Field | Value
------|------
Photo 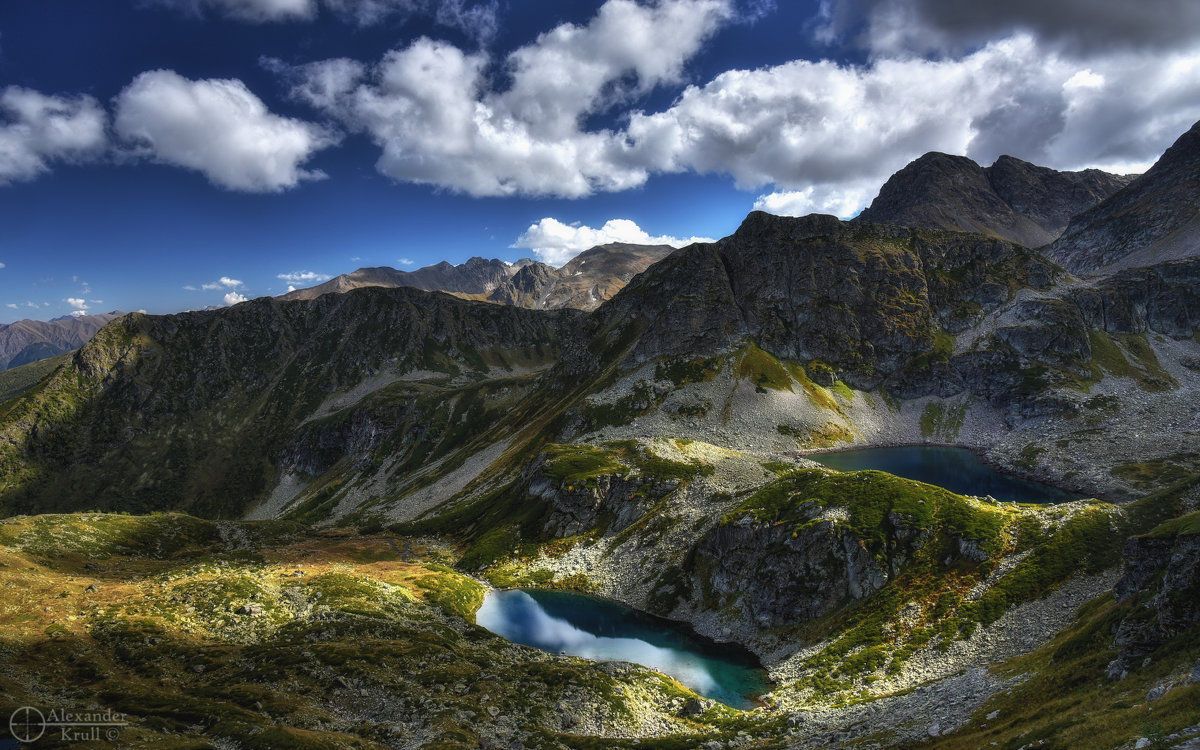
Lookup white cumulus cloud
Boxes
[277,270,331,284]
[0,86,107,185]
[513,218,713,267]
[219,276,244,287]
[753,187,877,220]
[114,70,337,192]
[5,303,17,310]
[282,0,734,197]
[398,258,415,266]
[65,297,88,310]
[223,291,249,305]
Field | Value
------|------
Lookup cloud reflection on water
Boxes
[476,589,723,698]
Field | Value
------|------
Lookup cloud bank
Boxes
[6,0,1200,219]
[819,0,1200,57]
[274,0,1200,216]
[283,0,734,197]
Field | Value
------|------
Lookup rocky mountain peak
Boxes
[1047,119,1200,275]
[855,151,1132,247]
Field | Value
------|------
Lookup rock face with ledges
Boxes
[592,212,1059,392]
[1112,518,1200,668]
[856,152,1132,248]
[1047,119,1200,275]
[696,515,888,629]
[1070,259,1200,337]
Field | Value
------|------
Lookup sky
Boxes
[1,0,1199,322]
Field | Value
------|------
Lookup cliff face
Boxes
[586,212,1061,396]
[1048,120,1200,275]
[1070,259,1200,338]
[688,469,1001,632]
[696,516,888,629]
[855,152,1132,248]
[1111,515,1200,672]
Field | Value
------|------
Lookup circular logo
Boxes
[9,706,45,744]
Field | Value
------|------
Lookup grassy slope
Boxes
[0,352,71,403]
[914,480,1200,749]
[0,513,767,750]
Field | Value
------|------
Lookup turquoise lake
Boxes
[475,589,771,709]
[809,445,1084,503]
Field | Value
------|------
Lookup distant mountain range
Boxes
[280,153,1142,311]
[0,312,123,370]
[278,243,678,311]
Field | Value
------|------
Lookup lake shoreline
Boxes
[797,442,1089,504]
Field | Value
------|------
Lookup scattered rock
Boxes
[1189,659,1200,684]
[1135,738,1152,749]
[1147,684,1169,701]
[84,584,99,593]
[236,603,265,616]
[680,697,705,716]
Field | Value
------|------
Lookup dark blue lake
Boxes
[476,589,770,709]
[809,445,1084,503]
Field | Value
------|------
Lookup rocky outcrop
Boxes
[856,152,1132,248]
[533,471,675,538]
[1111,522,1200,670]
[1048,119,1200,275]
[695,514,887,629]
[994,299,1093,369]
[1070,258,1200,339]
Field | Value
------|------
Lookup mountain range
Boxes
[0,311,122,371]
[279,242,677,312]
[1,122,1199,749]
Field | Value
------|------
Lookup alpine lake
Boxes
[479,444,1084,709]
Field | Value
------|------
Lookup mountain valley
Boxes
[2,123,1200,750]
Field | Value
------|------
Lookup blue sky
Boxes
[2,0,1199,322]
